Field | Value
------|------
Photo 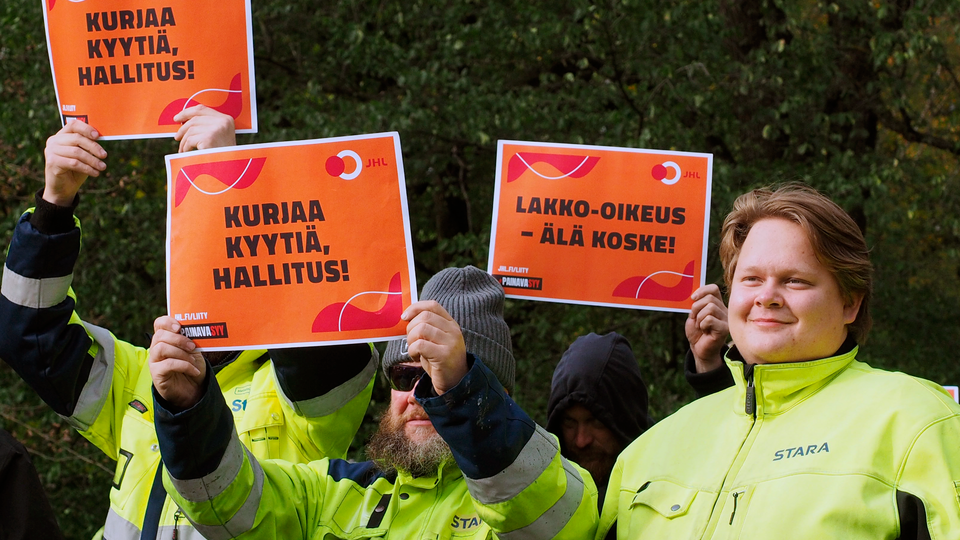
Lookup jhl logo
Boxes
[179,322,229,340]
[493,274,543,290]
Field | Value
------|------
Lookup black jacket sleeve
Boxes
[268,343,374,401]
[154,365,234,480]
[684,345,734,399]
[0,197,95,417]
[0,428,65,540]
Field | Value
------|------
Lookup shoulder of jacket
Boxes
[843,362,960,419]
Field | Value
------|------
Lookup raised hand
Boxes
[685,284,730,373]
[148,316,207,409]
[401,301,468,395]
[173,105,236,153]
[43,120,107,206]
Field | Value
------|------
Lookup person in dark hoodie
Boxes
[546,332,648,507]
[546,284,730,508]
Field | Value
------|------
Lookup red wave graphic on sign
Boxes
[506,152,600,183]
[174,157,265,207]
[48,0,55,10]
[158,73,244,125]
[312,273,403,332]
[612,261,695,302]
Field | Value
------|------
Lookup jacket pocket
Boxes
[630,479,698,518]
[236,397,284,459]
[622,479,713,538]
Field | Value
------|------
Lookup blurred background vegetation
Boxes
[2,0,959,537]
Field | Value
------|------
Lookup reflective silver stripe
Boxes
[103,507,141,539]
[466,425,558,504]
[496,457,586,540]
[279,348,378,417]
[65,323,115,431]
[192,446,265,540]
[0,264,73,309]
[103,505,215,540]
[172,432,246,502]
[157,524,207,540]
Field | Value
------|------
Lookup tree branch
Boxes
[875,106,960,156]
[0,410,113,475]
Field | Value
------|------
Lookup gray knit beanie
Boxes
[382,266,515,392]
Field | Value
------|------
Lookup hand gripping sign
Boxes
[165,133,416,350]
[487,141,713,313]
[43,0,257,139]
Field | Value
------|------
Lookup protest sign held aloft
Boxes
[43,0,257,139]
[165,133,416,351]
[488,140,713,313]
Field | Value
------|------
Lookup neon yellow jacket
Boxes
[156,357,599,539]
[0,208,376,539]
[91,335,375,539]
[598,343,960,539]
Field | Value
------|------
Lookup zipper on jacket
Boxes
[173,508,183,540]
[744,364,756,417]
[729,490,745,525]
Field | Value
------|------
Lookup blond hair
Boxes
[719,183,873,343]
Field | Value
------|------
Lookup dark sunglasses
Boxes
[387,364,426,392]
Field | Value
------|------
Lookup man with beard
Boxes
[365,364,455,478]
[150,266,598,539]
[546,332,649,509]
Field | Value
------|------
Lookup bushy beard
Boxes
[565,447,617,490]
[367,407,453,478]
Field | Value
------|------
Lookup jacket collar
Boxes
[396,460,463,489]
[726,338,859,418]
[213,350,268,387]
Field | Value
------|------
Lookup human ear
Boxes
[842,294,864,325]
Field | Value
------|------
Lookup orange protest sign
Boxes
[43,0,256,139]
[487,141,712,313]
[165,133,415,350]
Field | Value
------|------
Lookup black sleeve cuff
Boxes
[684,345,735,399]
[269,343,373,401]
[30,188,78,235]
[412,354,476,404]
[153,364,235,479]
[415,355,536,479]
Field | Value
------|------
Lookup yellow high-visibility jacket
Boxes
[156,357,600,539]
[0,208,376,539]
[599,342,960,539]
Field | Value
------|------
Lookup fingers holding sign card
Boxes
[487,141,713,313]
[43,0,256,139]
[165,133,417,350]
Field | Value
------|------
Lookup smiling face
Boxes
[728,218,862,364]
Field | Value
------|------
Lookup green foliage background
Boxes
[2,1,959,537]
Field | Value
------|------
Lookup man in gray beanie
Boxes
[149,265,600,539]
[382,265,515,392]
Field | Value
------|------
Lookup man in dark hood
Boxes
[546,285,731,510]
[546,332,648,505]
